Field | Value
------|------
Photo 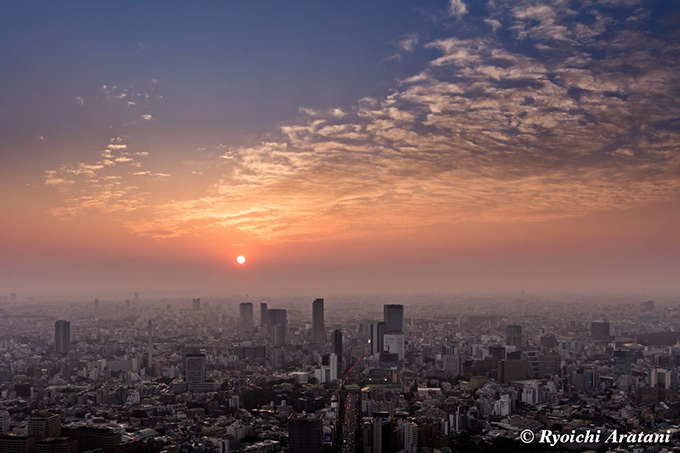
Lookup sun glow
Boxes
[236,255,246,265]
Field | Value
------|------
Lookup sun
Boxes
[236,255,246,265]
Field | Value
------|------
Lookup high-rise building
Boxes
[192,298,201,311]
[383,304,404,334]
[332,329,343,377]
[370,322,386,356]
[506,325,523,351]
[613,350,632,376]
[94,298,100,309]
[239,302,254,332]
[28,413,61,441]
[147,320,153,371]
[288,413,322,453]
[60,426,121,453]
[54,321,70,354]
[268,308,288,347]
[260,303,269,326]
[0,410,9,434]
[591,321,610,341]
[443,355,462,378]
[312,298,325,344]
[185,353,206,383]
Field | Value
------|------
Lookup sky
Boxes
[1,0,679,297]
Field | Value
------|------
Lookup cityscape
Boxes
[2,0,680,452]
[1,293,680,452]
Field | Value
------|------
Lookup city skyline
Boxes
[1,0,680,296]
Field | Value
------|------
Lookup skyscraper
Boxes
[312,298,325,344]
[192,298,201,311]
[268,309,287,346]
[147,320,153,371]
[383,304,404,334]
[332,329,343,377]
[54,320,70,354]
[239,302,254,332]
[370,322,386,356]
[506,325,523,351]
[591,320,610,341]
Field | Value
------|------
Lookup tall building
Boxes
[591,320,610,340]
[288,413,322,453]
[0,410,9,434]
[147,320,153,371]
[506,325,523,351]
[312,298,325,344]
[613,349,632,376]
[260,303,268,326]
[383,304,404,334]
[28,413,61,441]
[332,329,343,377]
[261,308,287,346]
[94,298,100,309]
[185,353,206,383]
[239,302,254,332]
[370,322,386,356]
[54,320,70,354]
[192,298,201,311]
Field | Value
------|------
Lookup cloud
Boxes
[75,96,84,106]
[46,0,680,243]
[140,114,153,121]
[448,0,468,19]
[398,34,420,52]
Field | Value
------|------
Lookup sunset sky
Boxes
[1,0,679,297]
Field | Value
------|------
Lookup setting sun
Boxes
[236,255,246,265]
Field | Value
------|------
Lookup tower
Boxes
[506,324,523,351]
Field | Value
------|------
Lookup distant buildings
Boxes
[192,298,201,311]
[28,412,61,441]
[54,320,70,354]
[267,309,287,347]
[260,302,268,327]
[370,322,386,356]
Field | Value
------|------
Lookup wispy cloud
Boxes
[46,0,680,244]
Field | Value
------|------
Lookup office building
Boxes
[506,325,522,351]
[383,304,404,333]
[288,413,322,453]
[498,359,527,384]
[35,437,77,453]
[185,353,206,383]
[54,321,70,354]
[613,350,632,376]
[312,298,325,344]
[192,298,201,311]
[61,426,121,453]
[28,413,61,441]
[239,302,254,332]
